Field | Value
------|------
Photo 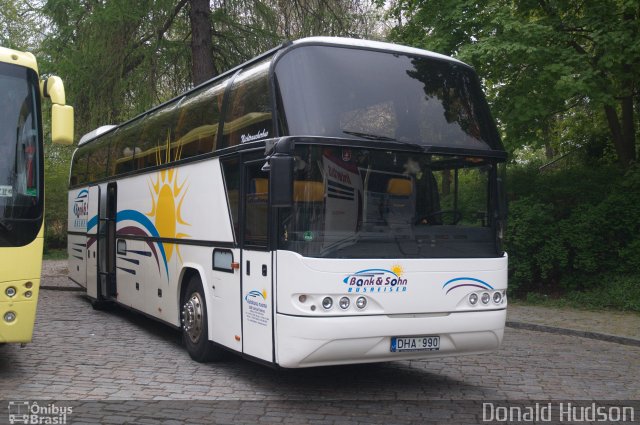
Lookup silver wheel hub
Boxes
[182,292,203,344]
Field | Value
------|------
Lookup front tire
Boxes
[181,274,224,362]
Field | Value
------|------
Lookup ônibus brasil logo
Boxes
[343,265,408,293]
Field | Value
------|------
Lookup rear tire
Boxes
[181,274,225,362]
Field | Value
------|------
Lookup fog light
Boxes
[298,294,307,303]
[481,292,490,304]
[25,291,32,298]
[493,292,502,304]
[5,287,16,297]
[4,311,16,323]
[355,296,367,309]
[339,297,350,310]
[322,297,333,309]
[469,293,478,305]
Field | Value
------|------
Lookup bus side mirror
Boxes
[269,155,294,208]
[51,103,74,145]
[42,76,74,145]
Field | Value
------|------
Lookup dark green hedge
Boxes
[505,164,640,296]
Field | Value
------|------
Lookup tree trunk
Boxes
[604,102,636,167]
[190,0,216,86]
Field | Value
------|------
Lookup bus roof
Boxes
[0,46,38,73]
[78,37,472,146]
[290,37,466,66]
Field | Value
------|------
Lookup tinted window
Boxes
[221,157,240,243]
[110,121,142,176]
[137,104,178,170]
[174,80,226,159]
[275,46,501,150]
[221,61,272,148]
[84,135,110,182]
[244,161,269,247]
[70,149,88,186]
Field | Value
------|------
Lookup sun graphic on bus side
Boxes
[391,264,404,277]
[146,134,190,264]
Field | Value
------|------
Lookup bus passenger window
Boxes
[174,80,226,159]
[221,60,272,149]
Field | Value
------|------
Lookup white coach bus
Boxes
[67,37,508,368]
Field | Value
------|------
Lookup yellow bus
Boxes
[0,46,73,344]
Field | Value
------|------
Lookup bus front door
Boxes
[241,161,274,363]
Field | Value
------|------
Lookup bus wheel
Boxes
[181,275,224,362]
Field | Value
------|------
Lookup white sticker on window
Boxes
[0,186,12,197]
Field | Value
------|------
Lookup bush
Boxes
[505,163,640,297]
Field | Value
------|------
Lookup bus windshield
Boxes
[0,62,42,247]
[275,45,501,151]
[278,145,499,259]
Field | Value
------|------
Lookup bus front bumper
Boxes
[275,309,506,368]
[0,278,40,344]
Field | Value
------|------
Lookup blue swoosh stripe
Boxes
[116,209,169,278]
[442,277,493,290]
[87,215,98,232]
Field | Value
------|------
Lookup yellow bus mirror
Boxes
[44,75,67,105]
[52,104,74,145]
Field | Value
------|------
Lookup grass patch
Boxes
[514,274,640,312]
[43,249,67,261]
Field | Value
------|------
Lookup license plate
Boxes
[390,335,440,352]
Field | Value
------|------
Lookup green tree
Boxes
[386,0,639,167]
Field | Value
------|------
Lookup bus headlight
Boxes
[492,292,502,304]
[355,296,367,309]
[322,297,333,310]
[468,293,478,306]
[481,293,490,305]
[339,297,350,310]
[5,287,16,297]
[4,311,16,323]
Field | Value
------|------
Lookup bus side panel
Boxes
[68,188,89,287]
[112,159,235,328]
[67,234,86,288]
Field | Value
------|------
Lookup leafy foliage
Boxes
[386,0,639,166]
[505,164,640,296]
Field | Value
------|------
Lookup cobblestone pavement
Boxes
[0,262,637,423]
[508,304,640,341]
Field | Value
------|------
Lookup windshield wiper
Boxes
[342,131,428,151]
[342,130,396,142]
